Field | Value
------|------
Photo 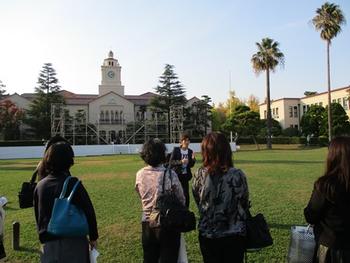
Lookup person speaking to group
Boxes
[171,133,196,208]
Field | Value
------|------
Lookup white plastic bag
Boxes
[287,225,315,263]
[89,248,99,263]
[178,234,188,263]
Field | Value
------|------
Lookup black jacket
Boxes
[304,183,350,249]
[170,147,196,182]
[34,172,98,243]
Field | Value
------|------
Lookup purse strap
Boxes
[59,176,81,202]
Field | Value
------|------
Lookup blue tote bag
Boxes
[48,176,89,237]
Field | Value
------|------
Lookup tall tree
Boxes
[0,100,24,140]
[150,64,186,141]
[25,63,65,139]
[321,103,350,137]
[0,80,6,100]
[184,95,212,138]
[246,94,260,112]
[300,104,326,137]
[312,2,346,141]
[251,37,284,149]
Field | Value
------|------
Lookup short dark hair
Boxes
[140,138,166,167]
[180,133,190,142]
[45,135,69,152]
[201,132,233,174]
[42,142,74,176]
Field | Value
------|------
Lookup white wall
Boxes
[0,143,237,160]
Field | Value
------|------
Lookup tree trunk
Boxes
[266,69,272,149]
[252,135,260,150]
[326,40,332,142]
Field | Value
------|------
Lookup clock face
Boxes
[107,71,115,79]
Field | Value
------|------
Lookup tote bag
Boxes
[287,225,315,263]
[47,176,89,237]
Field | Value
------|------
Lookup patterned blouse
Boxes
[135,165,185,222]
[192,167,249,238]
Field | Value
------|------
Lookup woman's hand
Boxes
[90,240,98,250]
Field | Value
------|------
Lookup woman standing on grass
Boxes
[304,136,350,262]
[171,133,196,208]
[135,138,185,263]
[34,142,98,263]
[192,132,249,263]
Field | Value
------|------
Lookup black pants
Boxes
[179,179,190,208]
[142,222,180,263]
[199,234,245,263]
[0,241,5,259]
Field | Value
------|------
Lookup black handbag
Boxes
[149,169,196,233]
[246,209,273,250]
[18,170,37,209]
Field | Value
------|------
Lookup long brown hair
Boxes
[201,132,233,174]
[316,136,350,201]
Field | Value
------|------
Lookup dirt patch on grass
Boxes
[81,172,131,180]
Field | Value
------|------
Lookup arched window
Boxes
[100,111,104,121]
[110,111,114,122]
[115,111,119,120]
[105,111,109,122]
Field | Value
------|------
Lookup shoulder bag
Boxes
[18,170,37,209]
[149,169,196,233]
[246,205,273,250]
[47,176,89,237]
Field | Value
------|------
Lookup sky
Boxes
[0,0,349,105]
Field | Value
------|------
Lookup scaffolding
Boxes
[51,104,184,145]
[51,103,108,145]
[170,105,184,143]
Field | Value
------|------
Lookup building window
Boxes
[337,98,341,104]
[276,107,279,116]
[332,99,336,103]
[115,111,119,120]
[264,110,267,119]
[289,106,293,117]
[273,108,275,115]
[303,105,306,114]
[105,111,109,122]
[100,111,104,121]
[294,125,298,129]
[290,124,293,128]
[293,106,298,118]
[343,97,348,110]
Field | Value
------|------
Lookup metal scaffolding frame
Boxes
[51,104,184,144]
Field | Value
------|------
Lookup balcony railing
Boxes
[99,119,124,125]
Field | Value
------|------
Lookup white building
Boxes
[259,85,350,130]
[2,51,201,143]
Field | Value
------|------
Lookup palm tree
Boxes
[251,38,284,149]
[312,2,346,142]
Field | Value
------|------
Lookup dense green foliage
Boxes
[0,146,327,262]
[301,103,350,137]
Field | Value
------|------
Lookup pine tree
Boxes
[25,63,65,139]
[150,64,186,141]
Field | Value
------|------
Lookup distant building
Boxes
[2,51,201,143]
[259,85,350,130]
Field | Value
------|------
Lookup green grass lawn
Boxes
[0,145,327,263]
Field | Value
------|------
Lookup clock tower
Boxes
[98,51,125,96]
